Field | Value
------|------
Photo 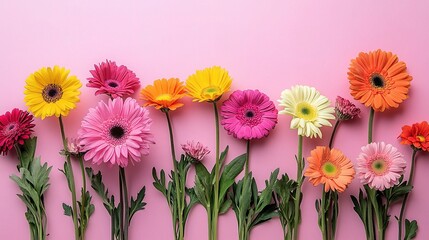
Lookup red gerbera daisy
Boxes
[399,121,429,152]
[0,108,35,155]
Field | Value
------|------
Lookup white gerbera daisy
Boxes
[278,85,335,138]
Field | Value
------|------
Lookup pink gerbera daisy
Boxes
[220,89,278,140]
[87,60,140,98]
[0,109,35,155]
[78,97,154,167]
[356,142,406,191]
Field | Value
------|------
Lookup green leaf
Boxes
[63,203,73,216]
[219,153,246,201]
[86,167,114,213]
[405,219,418,240]
[129,186,146,222]
[219,198,232,215]
[218,145,229,167]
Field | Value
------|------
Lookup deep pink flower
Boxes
[182,141,210,163]
[356,142,406,191]
[0,109,35,155]
[78,98,154,167]
[87,60,140,98]
[221,89,278,140]
[335,96,361,121]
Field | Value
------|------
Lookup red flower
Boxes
[0,109,35,155]
[399,121,429,152]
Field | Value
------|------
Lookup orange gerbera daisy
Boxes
[140,78,186,111]
[348,49,412,112]
[399,121,429,152]
[304,146,355,192]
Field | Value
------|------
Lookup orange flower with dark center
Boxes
[140,78,186,111]
[399,121,429,152]
[304,146,355,192]
[348,49,412,112]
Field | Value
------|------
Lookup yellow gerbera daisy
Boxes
[278,85,335,138]
[140,78,186,111]
[186,66,232,102]
[24,66,82,119]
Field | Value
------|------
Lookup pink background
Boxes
[1,1,428,239]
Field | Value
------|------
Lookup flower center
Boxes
[371,159,388,175]
[201,86,221,99]
[42,84,63,103]
[110,126,125,139]
[2,123,18,136]
[322,162,339,178]
[370,74,385,88]
[155,94,173,102]
[237,105,262,127]
[417,135,425,142]
[245,110,255,118]
[106,80,120,88]
[295,102,317,121]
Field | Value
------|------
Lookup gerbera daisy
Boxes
[78,97,154,167]
[182,141,210,163]
[87,60,140,98]
[304,146,355,192]
[140,78,186,111]
[335,96,361,121]
[348,49,412,112]
[356,142,406,191]
[399,121,429,152]
[24,66,82,119]
[0,109,35,155]
[186,66,232,102]
[221,89,278,140]
[278,85,335,138]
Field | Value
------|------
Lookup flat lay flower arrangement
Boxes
[0,49,428,240]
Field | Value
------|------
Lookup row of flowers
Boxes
[0,49,428,240]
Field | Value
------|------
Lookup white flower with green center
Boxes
[278,85,335,138]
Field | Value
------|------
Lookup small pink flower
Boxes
[87,60,140,98]
[221,89,278,140]
[181,141,210,163]
[356,142,406,191]
[78,97,154,167]
[67,138,83,156]
[335,96,361,121]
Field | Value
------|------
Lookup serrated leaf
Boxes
[63,203,73,216]
[405,219,418,240]
[129,187,146,222]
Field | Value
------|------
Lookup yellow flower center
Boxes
[295,102,317,121]
[371,159,388,175]
[417,135,425,142]
[155,94,173,102]
[42,84,63,103]
[322,162,339,178]
[201,86,221,99]
[370,73,386,89]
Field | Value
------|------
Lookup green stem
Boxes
[398,149,418,240]
[293,135,303,240]
[119,168,124,240]
[111,209,115,240]
[59,116,80,240]
[321,190,328,240]
[211,102,221,240]
[329,120,340,149]
[120,167,129,240]
[245,140,250,176]
[165,110,185,240]
[365,186,376,240]
[368,108,375,144]
[78,155,87,240]
[207,205,212,240]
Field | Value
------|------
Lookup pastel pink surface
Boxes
[1,1,429,240]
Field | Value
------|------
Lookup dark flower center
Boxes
[370,74,385,88]
[108,82,118,88]
[245,110,255,118]
[301,107,310,115]
[42,84,63,103]
[107,80,119,88]
[110,126,125,139]
[8,124,15,130]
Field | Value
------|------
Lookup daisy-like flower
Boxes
[399,121,429,152]
[182,141,210,163]
[78,97,154,167]
[186,66,232,102]
[356,142,406,191]
[304,146,355,192]
[221,89,278,140]
[335,96,361,121]
[348,49,413,112]
[140,78,186,111]
[0,109,35,155]
[278,85,335,138]
[24,66,82,119]
[87,60,140,98]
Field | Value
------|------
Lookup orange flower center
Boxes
[322,162,339,178]
[371,159,388,175]
[155,94,173,102]
[417,135,425,142]
[370,73,386,89]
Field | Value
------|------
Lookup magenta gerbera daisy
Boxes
[356,142,406,191]
[78,97,154,167]
[87,60,140,98]
[0,109,35,155]
[220,89,278,140]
